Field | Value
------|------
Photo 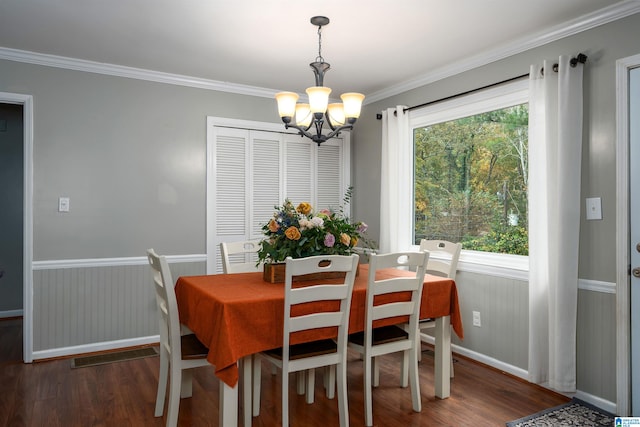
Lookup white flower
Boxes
[310,216,324,228]
[298,218,310,230]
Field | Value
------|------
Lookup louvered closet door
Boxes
[315,139,343,211]
[251,131,282,238]
[209,120,348,273]
[212,127,250,273]
[284,135,313,205]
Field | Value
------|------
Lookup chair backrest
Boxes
[220,240,262,273]
[364,251,429,348]
[147,249,182,361]
[282,254,360,366]
[419,239,461,280]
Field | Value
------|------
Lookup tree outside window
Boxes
[413,104,528,255]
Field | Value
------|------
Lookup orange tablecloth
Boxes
[175,264,463,387]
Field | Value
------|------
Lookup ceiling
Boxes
[0,0,638,103]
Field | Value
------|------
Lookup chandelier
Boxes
[275,16,365,146]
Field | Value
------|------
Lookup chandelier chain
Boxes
[316,25,324,63]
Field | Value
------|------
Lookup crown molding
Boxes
[364,0,640,104]
[0,47,279,99]
[1,1,638,103]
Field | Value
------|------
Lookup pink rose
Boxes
[324,233,335,247]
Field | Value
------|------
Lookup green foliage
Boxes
[414,104,529,255]
[462,225,529,255]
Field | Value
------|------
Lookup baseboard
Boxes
[0,309,23,319]
[31,335,160,361]
[422,335,617,414]
[421,334,529,379]
[573,390,617,415]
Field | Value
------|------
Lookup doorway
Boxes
[0,103,24,319]
[615,54,640,417]
[0,92,34,363]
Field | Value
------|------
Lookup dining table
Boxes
[175,263,464,426]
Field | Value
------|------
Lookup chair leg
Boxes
[167,364,182,427]
[364,355,374,427]
[180,369,193,398]
[154,348,169,417]
[325,365,335,399]
[306,368,315,404]
[400,350,409,388]
[336,362,349,427]
[450,351,455,378]
[409,347,422,413]
[242,356,252,426]
[372,356,380,388]
[252,357,262,416]
[282,370,289,427]
[296,371,305,395]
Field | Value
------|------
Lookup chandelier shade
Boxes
[275,16,364,145]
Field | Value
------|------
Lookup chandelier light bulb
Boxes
[306,86,331,114]
[327,103,346,126]
[275,92,299,119]
[295,103,312,127]
[340,93,365,119]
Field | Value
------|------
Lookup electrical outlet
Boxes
[472,311,481,327]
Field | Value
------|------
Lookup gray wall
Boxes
[1,60,279,260]
[0,103,23,313]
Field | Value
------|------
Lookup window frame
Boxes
[408,79,529,280]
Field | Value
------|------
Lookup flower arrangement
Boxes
[257,189,371,264]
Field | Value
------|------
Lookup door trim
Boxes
[615,53,640,416]
[0,92,33,363]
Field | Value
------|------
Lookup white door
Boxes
[630,65,640,416]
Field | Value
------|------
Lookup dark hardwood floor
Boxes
[0,318,569,426]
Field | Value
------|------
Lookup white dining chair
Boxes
[220,240,263,273]
[147,249,211,427]
[348,251,428,427]
[252,254,359,427]
[416,239,461,374]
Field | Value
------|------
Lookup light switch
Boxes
[58,197,70,213]
[585,197,602,220]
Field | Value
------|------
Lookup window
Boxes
[410,80,529,268]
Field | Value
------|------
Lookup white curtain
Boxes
[379,106,412,253]
[528,56,584,392]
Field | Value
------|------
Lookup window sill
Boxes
[459,250,529,280]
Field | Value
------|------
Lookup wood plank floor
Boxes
[0,318,569,426]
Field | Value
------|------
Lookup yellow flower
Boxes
[268,219,280,233]
[340,233,351,246]
[351,236,358,247]
[296,202,312,215]
[285,226,302,241]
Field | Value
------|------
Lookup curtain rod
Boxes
[376,53,587,119]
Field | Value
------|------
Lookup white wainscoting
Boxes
[30,254,205,360]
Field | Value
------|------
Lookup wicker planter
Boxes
[263,260,359,284]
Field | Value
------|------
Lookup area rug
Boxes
[71,347,158,368]
[506,398,615,426]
